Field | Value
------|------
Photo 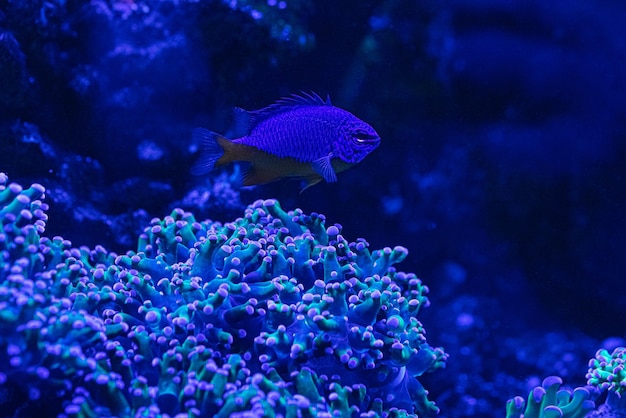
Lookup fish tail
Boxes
[190,128,228,175]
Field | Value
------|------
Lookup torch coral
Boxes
[586,347,626,415]
[0,173,446,417]
[505,376,596,418]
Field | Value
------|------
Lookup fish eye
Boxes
[354,131,377,143]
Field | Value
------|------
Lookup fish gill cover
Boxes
[0,173,446,417]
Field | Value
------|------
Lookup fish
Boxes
[190,92,381,188]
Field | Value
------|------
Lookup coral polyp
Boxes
[0,173,445,417]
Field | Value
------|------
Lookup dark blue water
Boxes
[1,1,625,416]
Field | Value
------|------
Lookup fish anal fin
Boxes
[242,167,283,186]
[312,154,338,183]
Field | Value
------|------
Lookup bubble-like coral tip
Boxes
[326,225,340,236]
[542,375,563,387]
[262,198,276,207]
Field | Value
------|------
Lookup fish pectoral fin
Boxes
[312,154,337,183]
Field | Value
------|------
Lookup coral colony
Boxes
[3,172,626,418]
[505,376,596,418]
[0,173,447,417]
[505,348,626,418]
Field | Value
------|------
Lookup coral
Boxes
[586,347,626,415]
[0,173,445,417]
[505,376,597,418]
[587,348,626,395]
[177,166,245,223]
[505,345,626,418]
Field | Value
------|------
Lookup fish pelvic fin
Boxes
[300,175,323,193]
[190,128,231,175]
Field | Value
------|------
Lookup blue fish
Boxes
[191,92,380,188]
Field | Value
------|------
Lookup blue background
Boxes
[1,0,626,415]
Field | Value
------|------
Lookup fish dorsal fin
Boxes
[232,107,251,138]
[233,92,332,136]
[275,91,331,107]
